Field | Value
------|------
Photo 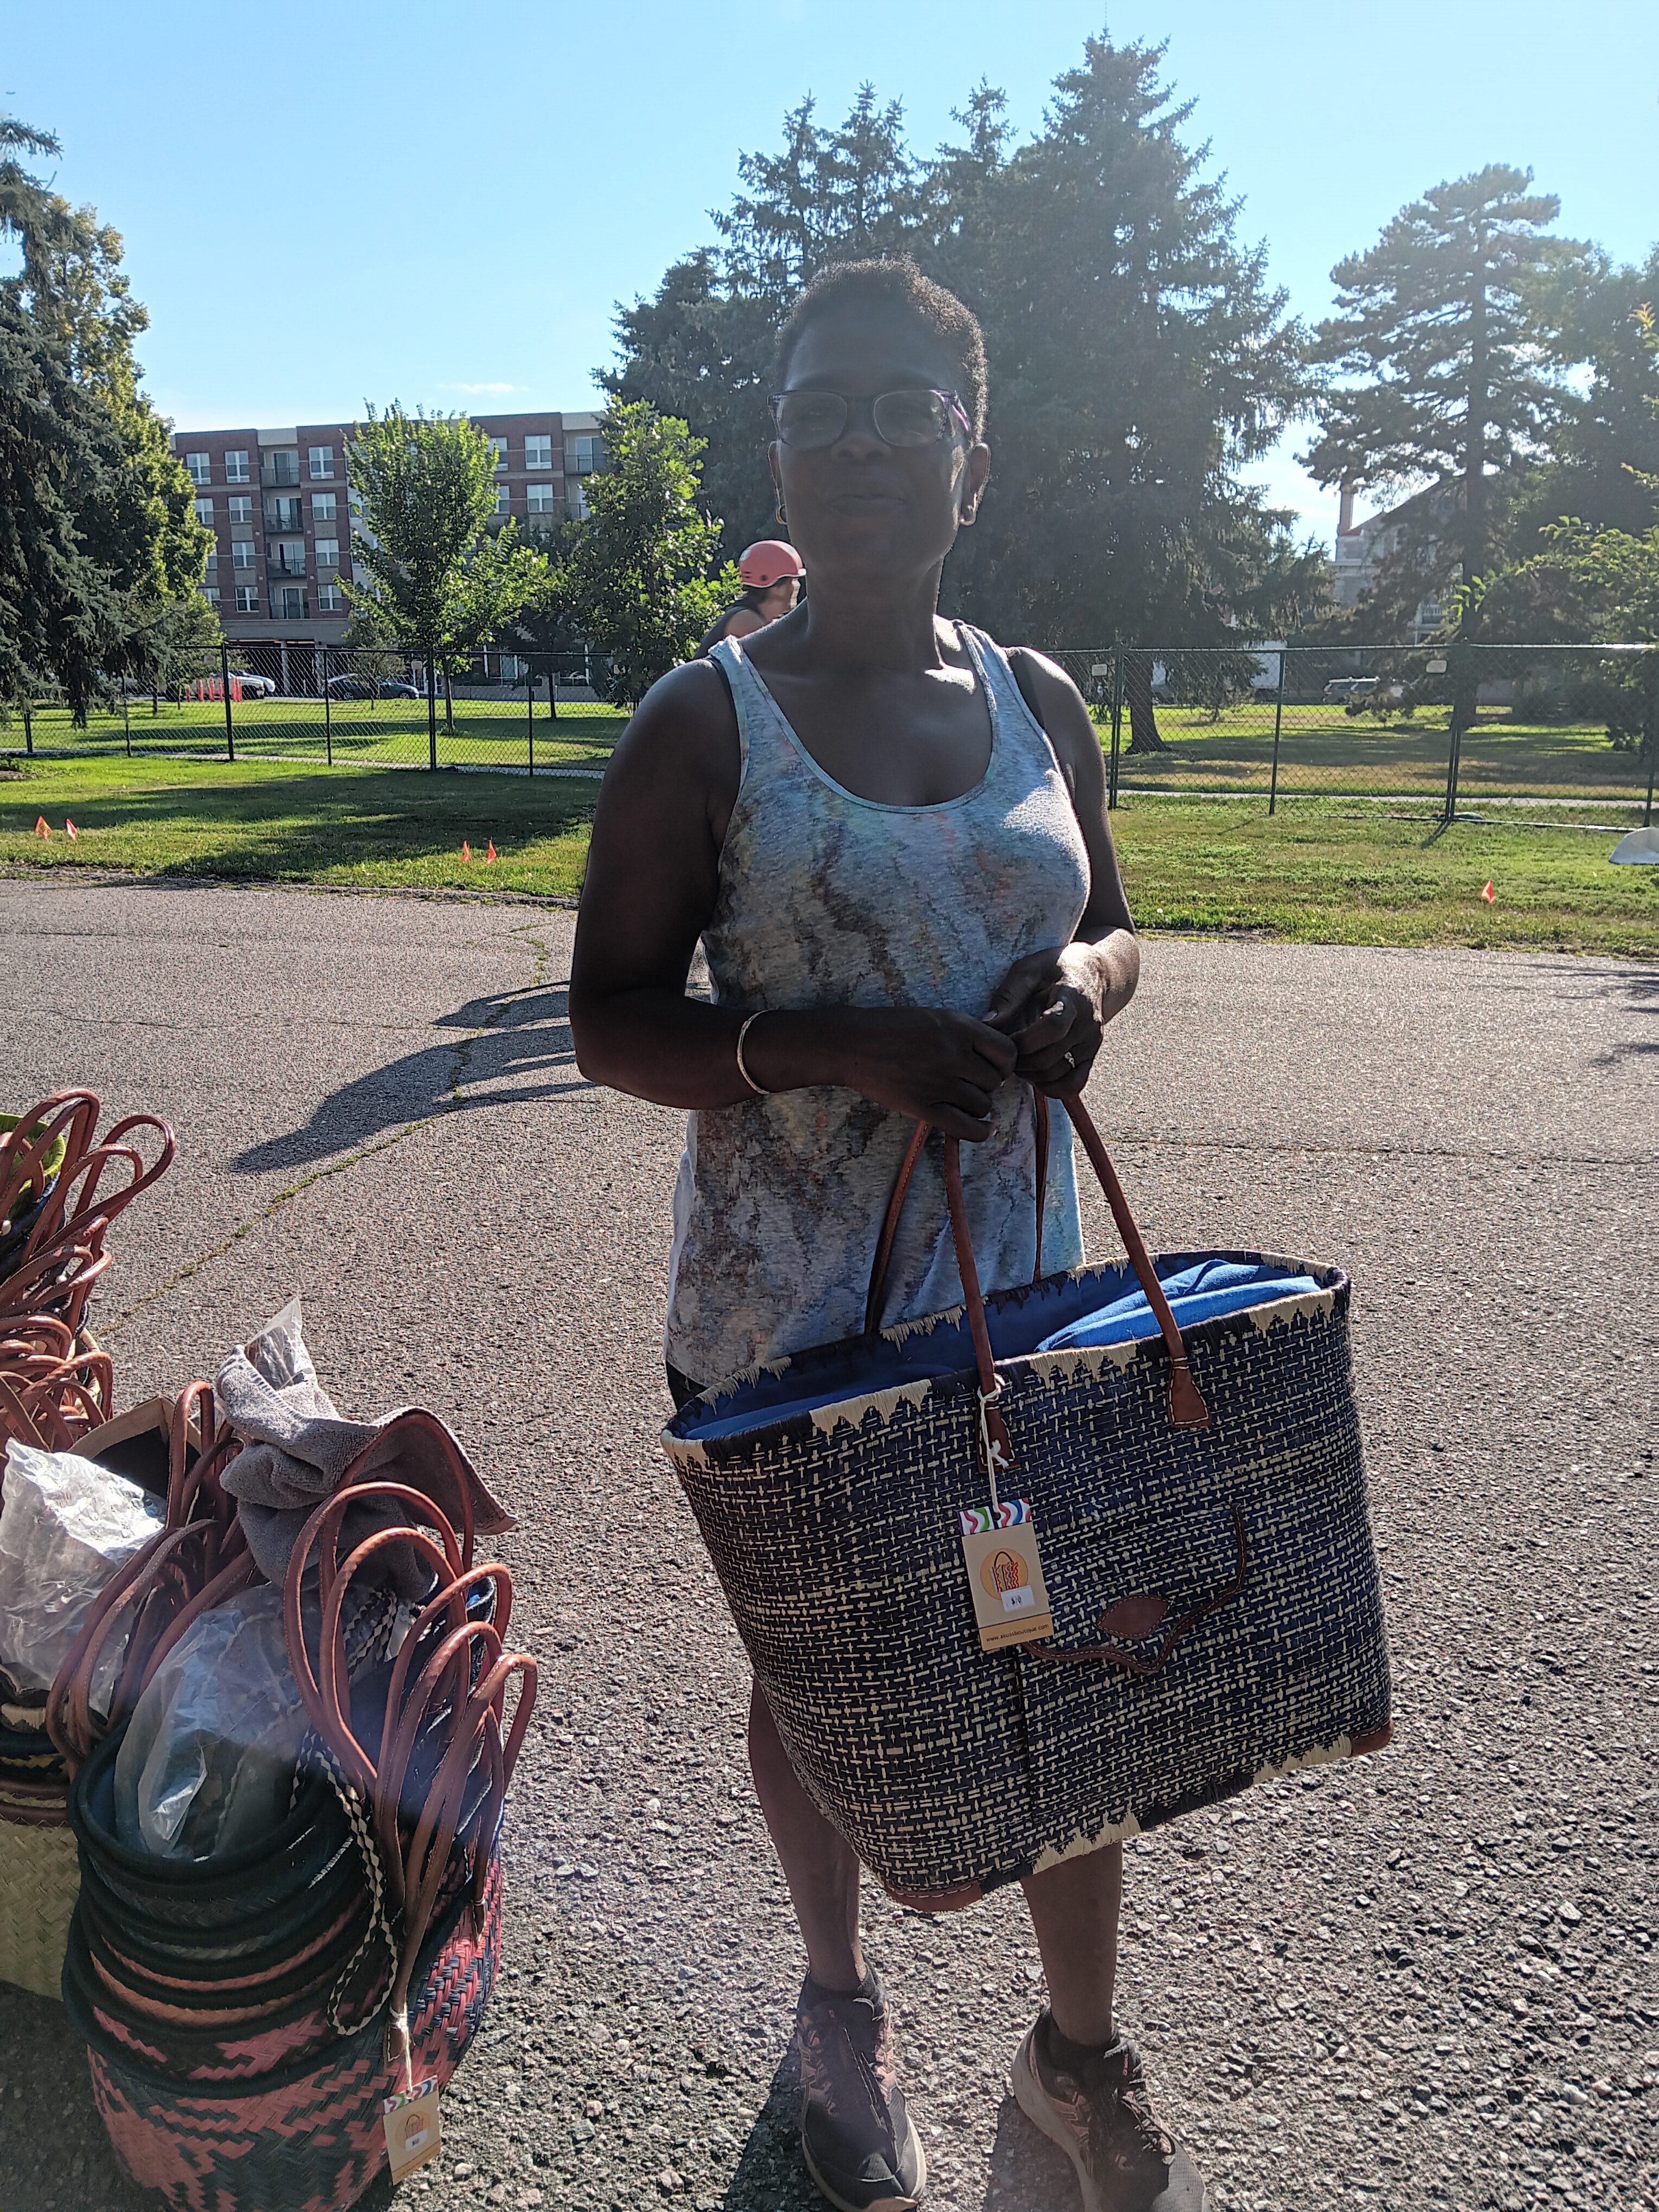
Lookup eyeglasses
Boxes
[768,388,972,453]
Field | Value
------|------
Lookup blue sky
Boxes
[5,0,1657,546]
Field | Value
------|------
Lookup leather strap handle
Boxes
[1022,1506,1247,1675]
[861,1090,1209,1432]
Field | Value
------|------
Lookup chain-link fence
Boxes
[3,644,622,777]
[1047,643,1658,822]
[7,638,1656,825]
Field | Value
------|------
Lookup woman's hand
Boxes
[985,935,1137,1095]
[742,1005,1019,1142]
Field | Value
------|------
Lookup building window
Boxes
[308,445,335,480]
[318,582,345,613]
[186,452,211,485]
[314,537,339,569]
[201,584,221,606]
[235,585,259,614]
[231,540,256,569]
[565,481,589,520]
[524,434,552,470]
[526,480,555,515]
[311,491,337,523]
[567,435,603,475]
[266,497,304,531]
[224,451,250,484]
[265,450,301,486]
[203,548,218,574]
[492,486,510,515]
[195,497,214,526]
[228,493,253,523]
[274,586,308,621]
[488,436,507,470]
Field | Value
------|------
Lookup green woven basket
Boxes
[0,1780,80,2001]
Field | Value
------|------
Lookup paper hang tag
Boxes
[383,2078,441,2182]
[960,1502,1054,1651]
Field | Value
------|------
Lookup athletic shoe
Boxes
[1011,2010,1207,2211]
[794,1970,927,2211]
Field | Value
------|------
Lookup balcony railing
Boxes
[268,549,308,577]
[261,455,302,487]
[264,505,305,533]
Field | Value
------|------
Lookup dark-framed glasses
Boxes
[768,388,972,453]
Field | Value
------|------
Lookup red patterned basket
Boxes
[68,1847,501,2212]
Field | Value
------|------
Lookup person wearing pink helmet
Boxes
[696,537,805,654]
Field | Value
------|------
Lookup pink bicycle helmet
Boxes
[737,539,805,589]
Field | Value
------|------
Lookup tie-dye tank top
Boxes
[664,623,1091,1386]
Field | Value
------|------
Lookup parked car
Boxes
[324,674,420,700]
[1322,676,1381,704]
[226,670,278,697]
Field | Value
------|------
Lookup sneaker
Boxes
[1012,2011,1207,2212]
[794,1970,927,2212]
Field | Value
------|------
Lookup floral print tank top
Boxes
[665,623,1091,1385]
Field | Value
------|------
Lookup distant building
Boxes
[171,408,605,650]
[1333,483,1450,644]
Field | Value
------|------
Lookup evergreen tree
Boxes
[1,114,212,702]
[606,39,1324,750]
[1518,247,1659,545]
[1305,166,1588,616]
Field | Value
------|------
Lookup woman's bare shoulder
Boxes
[595,659,742,838]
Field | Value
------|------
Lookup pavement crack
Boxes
[102,924,554,1340]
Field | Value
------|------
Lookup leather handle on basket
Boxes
[1023,1506,1247,1676]
[861,1089,1209,1432]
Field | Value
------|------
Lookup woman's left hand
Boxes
[984,942,1112,1095]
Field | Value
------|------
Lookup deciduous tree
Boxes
[545,401,735,706]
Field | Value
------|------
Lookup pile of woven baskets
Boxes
[49,1387,535,2211]
[1,1090,176,2001]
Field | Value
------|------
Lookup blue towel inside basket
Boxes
[1035,1259,1322,1354]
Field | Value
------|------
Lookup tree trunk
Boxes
[442,669,454,732]
[1124,652,1165,753]
[1464,234,1489,607]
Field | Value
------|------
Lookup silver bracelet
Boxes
[735,1012,774,1097]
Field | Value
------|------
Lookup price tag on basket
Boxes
[960,1501,1054,1651]
[383,2078,442,2181]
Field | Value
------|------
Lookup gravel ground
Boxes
[0,880,1653,2212]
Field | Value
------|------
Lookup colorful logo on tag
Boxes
[959,1498,1032,1536]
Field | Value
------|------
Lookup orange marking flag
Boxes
[461,841,472,863]
[35,816,50,838]
[66,820,79,841]
[1480,881,1495,903]
[486,840,497,864]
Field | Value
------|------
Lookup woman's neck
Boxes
[787,564,950,675]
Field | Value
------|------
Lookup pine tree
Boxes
[1306,166,1588,616]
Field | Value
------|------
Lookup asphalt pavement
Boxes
[0,879,1654,2212]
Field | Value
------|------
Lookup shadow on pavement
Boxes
[230,986,585,1173]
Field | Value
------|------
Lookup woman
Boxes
[570,258,1203,2212]
[696,537,806,654]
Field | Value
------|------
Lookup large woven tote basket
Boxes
[665,1095,1392,1908]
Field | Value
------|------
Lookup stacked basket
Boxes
[56,1438,534,2212]
[1,1092,177,2001]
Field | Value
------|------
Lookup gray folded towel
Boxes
[216,1298,514,1597]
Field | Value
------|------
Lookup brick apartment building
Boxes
[170,408,605,652]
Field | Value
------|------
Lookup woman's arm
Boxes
[568,664,1018,1141]
[989,650,1141,1094]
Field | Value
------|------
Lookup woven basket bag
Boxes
[665,1095,1392,1908]
[67,1845,502,2212]
[0,1761,79,1999]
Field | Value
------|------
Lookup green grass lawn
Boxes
[1104,704,1655,802]
[4,751,1654,956]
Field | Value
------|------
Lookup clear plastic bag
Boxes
[113,1583,311,1860]
[0,1440,165,1699]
